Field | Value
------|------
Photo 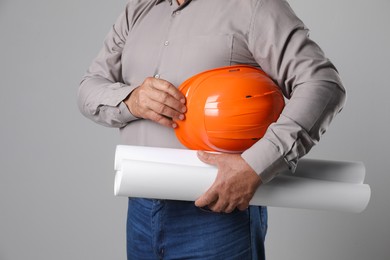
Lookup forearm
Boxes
[77,3,138,128]
[78,76,138,128]
[242,81,346,183]
[244,0,347,183]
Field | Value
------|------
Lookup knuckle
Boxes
[154,115,171,127]
[205,196,214,205]
[144,77,154,85]
[148,112,161,122]
[160,81,171,89]
[137,88,148,100]
[137,94,145,103]
[200,195,210,205]
[156,104,167,114]
[156,116,167,124]
[160,92,169,104]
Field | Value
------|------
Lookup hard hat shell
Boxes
[175,65,285,153]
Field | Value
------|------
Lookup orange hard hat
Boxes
[175,65,285,153]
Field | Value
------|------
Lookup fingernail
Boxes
[172,123,177,128]
[180,98,186,104]
[181,107,187,113]
[179,114,184,120]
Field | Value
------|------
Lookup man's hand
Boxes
[124,77,186,128]
[195,151,262,213]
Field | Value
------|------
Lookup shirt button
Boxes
[173,11,180,16]
[164,41,169,46]
[154,74,160,79]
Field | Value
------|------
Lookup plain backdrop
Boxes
[0,0,389,259]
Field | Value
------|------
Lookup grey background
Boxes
[0,0,389,259]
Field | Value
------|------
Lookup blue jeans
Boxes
[126,198,267,260]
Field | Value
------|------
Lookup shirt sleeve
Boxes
[77,3,138,128]
[242,0,347,183]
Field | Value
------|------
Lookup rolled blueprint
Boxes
[114,145,371,213]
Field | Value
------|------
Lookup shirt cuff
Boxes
[118,101,139,123]
[102,83,134,107]
[241,137,290,184]
[106,83,139,124]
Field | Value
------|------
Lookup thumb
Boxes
[197,150,218,166]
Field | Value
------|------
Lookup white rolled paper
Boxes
[114,145,371,213]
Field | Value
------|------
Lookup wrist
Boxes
[124,87,140,118]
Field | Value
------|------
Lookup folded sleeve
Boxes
[77,3,138,128]
[242,0,347,183]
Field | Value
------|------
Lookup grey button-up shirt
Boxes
[78,0,346,183]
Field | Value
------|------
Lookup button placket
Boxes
[154,3,185,80]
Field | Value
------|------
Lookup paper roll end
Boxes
[356,184,371,213]
[114,170,123,196]
[114,145,124,171]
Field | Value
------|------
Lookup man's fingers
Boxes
[224,204,237,214]
[196,152,230,212]
[195,189,218,208]
[144,78,186,120]
[144,96,185,121]
[194,153,261,213]
[148,77,186,104]
[197,150,218,166]
[237,202,250,211]
[208,200,229,213]
[146,110,178,128]
[125,77,187,127]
